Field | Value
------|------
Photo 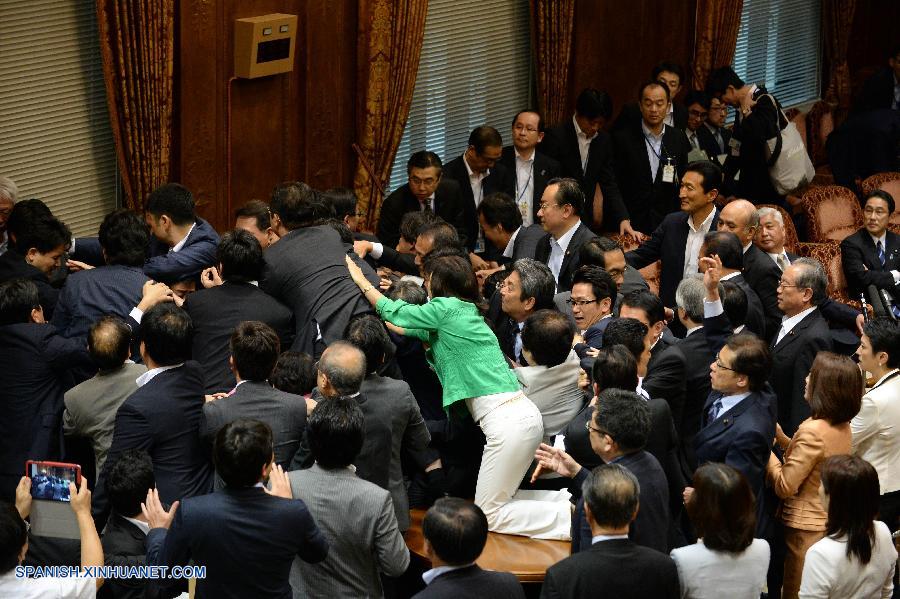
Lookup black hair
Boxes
[344,314,395,374]
[821,455,882,565]
[6,199,51,248]
[684,89,711,110]
[510,109,544,132]
[307,396,365,469]
[270,351,318,396]
[706,66,745,98]
[575,88,613,120]
[591,344,639,392]
[234,199,271,230]
[594,388,650,452]
[422,497,489,565]
[638,80,670,103]
[467,126,503,154]
[0,502,27,574]
[14,215,70,255]
[88,316,132,371]
[720,281,749,327]
[571,266,617,312]
[726,334,773,392]
[602,318,648,362]
[685,160,723,193]
[146,183,195,226]
[0,279,40,326]
[546,177,584,217]
[407,150,443,175]
[217,229,264,283]
[323,188,358,221]
[577,236,622,269]
[270,181,321,230]
[230,321,280,381]
[863,318,900,368]
[865,189,895,215]
[620,289,665,325]
[107,449,155,518]
[702,231,744,270]
[478,192,522,233]
[214,419,274,487]
[652,61,685,84]
[141,303,193,366]
[99,209,150,267]
[423,254,484,309]
[521,309,576,367]
[399,210,439,245]
[582,463,640,529]
[418,220,462,253]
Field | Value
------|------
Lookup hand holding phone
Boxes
[25,461,82,502]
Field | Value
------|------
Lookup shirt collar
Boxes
[170,222,196,253]
[591,533,629,544]
[463,154,489,179]
[136,363,184,387]
[123,516,151,535]
[515,148,535,162]
[573,114,596,141]
[720,271,740,281]
[870,231,888,248]
[641,120,665,141]
[553,220,580,249]
[717,392,751,417]
[688,206,716,233]
[872,368,900,389]
[422,564,473,586]
[767,250,789,262]
[503,227,521,259]
[685,325,703,337]
[742,241,753,253]
[780,305,817,334]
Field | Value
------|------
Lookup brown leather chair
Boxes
[757,203,799,254]
[802,185,863,243]
[860,172,900,230]
[806,100,836,185]
[610,233,660,296]
[797,240,860,309]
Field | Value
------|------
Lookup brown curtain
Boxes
[354,0,428,232]
[691,0,744,90]
[530,0,576,126]
[822,0,856,113]
[96,0,175,210]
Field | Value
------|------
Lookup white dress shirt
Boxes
[503,227,522,259]
[573,114,596,173]
[684,208,717,277]
[548,221,581,284]
[422,563,474,586]
[136,363,184,387]
[671,538,770,599]
[642,122,665,180]
[169,222,196,253]
[591,533,629,544]
[774,306,816,345]
[703,298,745,334]
[664,102,675,128]
[515,149,536,226]
[463,154,488,208]
[123,516,151,535]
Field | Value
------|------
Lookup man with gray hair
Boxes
[495,257,556,365]
[0,176,18,255]
[755,206,793,270]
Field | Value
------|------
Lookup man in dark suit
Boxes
[377,151,467,250]
[842,190,900,310]
[533,178,599,292]
[613,61,690,132]
[0,279,93,500]
[202,321,307,470]
[184,229,293,392]
[144,419,329,599]
[262,181,373,356]
[853,44,900,113]
[684,90,722,161]
[703,96,733,161]
[541,463,679,599]
[97,303,213,516]
[613,81,691,234]
[357,209,434,277]
[699,231,767,338]
[478,192,545,266]
[493,258,556,364]
[626,160,723,310]
[540,89,633,235]
[413,497,525,599]
[499,109,560,228]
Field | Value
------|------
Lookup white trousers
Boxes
[472,393,572,540]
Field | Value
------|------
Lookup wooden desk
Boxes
[404,508,570,583]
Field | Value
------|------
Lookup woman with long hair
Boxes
[345,253,571,539]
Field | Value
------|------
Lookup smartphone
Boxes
[25,461,81,503]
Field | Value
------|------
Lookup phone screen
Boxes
[29,463,79,502]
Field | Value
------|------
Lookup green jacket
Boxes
[376,295,520,410]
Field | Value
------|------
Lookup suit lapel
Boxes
[559,224,583,278]
[563,120,583,176]
[772,310,817,353]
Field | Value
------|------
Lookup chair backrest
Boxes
[757,203,799,254]
[789,109,808,150]
[805,101,835,167]
[796,241,856,307]
[802,185,863,243]
[609,234,660,297]
[860,172,900,228]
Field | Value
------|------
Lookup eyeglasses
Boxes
[714,353,735,372]
[566,298,598,307]
[777,280,802,289]
[585,420,609,437]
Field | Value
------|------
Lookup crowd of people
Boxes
[0,57,898,599]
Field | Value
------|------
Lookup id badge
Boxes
[475,230,486,254]
[519,200,530,220]
[662,163,675,183]
[729,137,741,157]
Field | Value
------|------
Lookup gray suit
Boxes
[63,363,145,472]
[201,380,307,469]
[509,224,546,262]
[288,464,409,599]
[514,351,585,436]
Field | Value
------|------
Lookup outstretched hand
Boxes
[700,254,724,301]
[141,488,179,530]
[531,443,582,482]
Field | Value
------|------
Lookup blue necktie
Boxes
[707,399,723,423]
[878,240,886,268]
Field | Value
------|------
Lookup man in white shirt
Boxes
[498,110,561,228]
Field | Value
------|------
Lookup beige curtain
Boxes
[691,0,744,90]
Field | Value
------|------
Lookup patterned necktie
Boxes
[776,254,787,272]
[707,398,724,423]
[877,240,886,268]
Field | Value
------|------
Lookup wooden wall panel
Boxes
[846,0,900,96]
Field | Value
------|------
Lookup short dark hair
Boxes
[270,181,320,230]
[510,109,544,131]
[684,89,711,110]
[15,215,71,255]
[146,183,195,226]
[591,344,639,392]
[418,220,462,253]
[575,88,613,121]
[806,352,863,424]
[702,231,743,270]
[230,321,280,381]
[141,303,193,366]
[638,80,670,103]
[571,266,617,312]
[687,463,756,553]
[863,318,900,368]
[422,498,488,565]
[6,199,51,248]
[214,419,274,487]
[217,229,264,283]
[509,258,556,309]
[467,126,503,154]
[821,455,881,565]
[725,334,772,392]
[546,177,584,217]
[577,236,622,269]
[423,254,483,308]
[685,160,723,193]
[522,310,576,367]
[602,318,648,362]
[318,341,366,396]
[0,502,27,574]
[270,351,317,396]
[344,315,394,373]
[706,66,745,98]
[88,316,132,371]
[582,463,639,529]
[407,150,443,175]
[720,281,748,326]
[99,209,150,267]
[307,396,365,469]
[323,188,358,221]
[478,192,522,233]
[594,388,650,452]
[107,449,155,518]
[652,61,685,84]
[399,210,439,245]
[0,279,40,325]
[865,189,895,215]
[234,199,271,230]
[620,289,665,325]
[387,280,428,305]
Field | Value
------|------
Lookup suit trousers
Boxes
[782,526,825,599]
[471,392,571,540]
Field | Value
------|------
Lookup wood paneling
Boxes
[175,0,358,231]
[846,0,900,94]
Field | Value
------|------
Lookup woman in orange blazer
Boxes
[766,352,863,599]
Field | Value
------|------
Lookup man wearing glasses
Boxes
[841,190,900,316]
[703,96,731,163]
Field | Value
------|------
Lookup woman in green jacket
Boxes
[345,253,571,539]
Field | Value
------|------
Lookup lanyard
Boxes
[515,161,534,204]
[643,133,665,160]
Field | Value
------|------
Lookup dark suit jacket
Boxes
[540,120,628,231]
[626,207,721,308]
[99,513,153,599]
[146,486,328,599]
[201,381,306,469]
[98,361,213,513]
[696,123,731,161]
[614,102,689,132]
[499,146,560,223]
[743,243,782,340]
[145,218,219,282]
[0,323,92,499]
[643,336,687,433]
[677,327,715,469]
[533,221,599,292]
[770,308,833,435]
[503,224,546,264]
[541,538,679,599]
[723,87,784,203]
[443,155,512,253]
[377,180,468,250]
[261,225,373,355]
[413,564,525,599]
[183,282,294,393]
[841,228,900,298]
[374,245,419,276]
[52,265,148,341]
[854,67,898,114]
[612,123,691,233]
[0,249,60,319]
[493,315,523,364]
[729,273,767,338]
